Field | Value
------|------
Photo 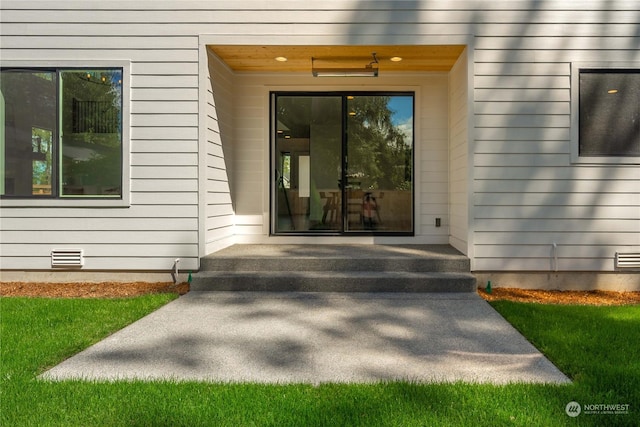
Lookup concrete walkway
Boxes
[42,292,570,384]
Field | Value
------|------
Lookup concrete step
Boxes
[200,257,470,273]
[199,244,470,273]
[190,271,477,293]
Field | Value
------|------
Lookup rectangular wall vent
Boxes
[51,249,84,268]
[615,252,640,269]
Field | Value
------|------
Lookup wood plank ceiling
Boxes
[208,45,466,73]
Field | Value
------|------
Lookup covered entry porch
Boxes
[200,38,473,263]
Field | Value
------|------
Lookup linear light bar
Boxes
[311,52,379,77]
[312,67,379,77]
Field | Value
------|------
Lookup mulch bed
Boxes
[0,281,189,298]
[478,287,640,306]
[1,281,639,305]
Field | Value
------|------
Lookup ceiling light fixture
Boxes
[312,52,379,77]
[275,56,288,62]
[390,56,403,62]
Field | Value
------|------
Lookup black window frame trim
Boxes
[571,61,640,165]
[0,60,131,208]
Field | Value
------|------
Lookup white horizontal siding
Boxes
[132,75,199,87]
[477,115,570,128]
[3,0,639,10]
[475,62,570,76]
[476,50,640,63]
[131,101,199,115]
[4,8,639,24]
[4,21,638,39]
[471,2,640,271]
[474,180,639,194]
[4,49,197,62]
[0,205,198,218]
[0,230,198,244]
[474,244,640,272]
[132,63,199,75]
[132,114,198,128]
[132,88,199,102]
[475,192,640,207]
[475,102,570,115]
[476,232,640,246]
[475,219,638,233]
[476,206,640,220]
[474,166,638,180]
[133,192,199,205]
[0,36,198,49]
[131,179,198,193]
[1,244,198,258]
[474,141,567,154]
[473,256,623,272]
[1,218,198,231]
[131,153,198,166]
[1,257,199,271]
[476,245,638,259]
[0,3,201,271]
[475,89,570,103]
[476,37,640,51]
[132,166,198,179]
[3,22,637,39]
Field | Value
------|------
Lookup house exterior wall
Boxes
[1,1,638,277]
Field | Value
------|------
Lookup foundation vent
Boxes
[615,252,640,269]
[51,249,84,268]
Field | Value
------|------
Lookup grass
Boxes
[0,296,638,426]
[490,302,640,407]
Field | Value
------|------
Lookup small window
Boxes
[572,65,640,164]
[1,68,123,198]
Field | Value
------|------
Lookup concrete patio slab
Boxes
[42,292,570,384]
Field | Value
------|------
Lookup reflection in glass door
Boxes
[345,95,413,232]
[274,96,342,232]
[273,93,413,234]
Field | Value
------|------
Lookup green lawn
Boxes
[1,296,638,426]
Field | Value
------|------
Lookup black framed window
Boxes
[579,69,640,157]
[1,68,123,198]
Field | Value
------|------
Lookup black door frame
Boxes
[270,91,415,236]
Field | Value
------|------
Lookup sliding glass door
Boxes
[273,92,413,235]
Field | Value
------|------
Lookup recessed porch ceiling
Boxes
[208,45,466,73]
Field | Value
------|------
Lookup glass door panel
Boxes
[274,96,342,232]
[345,95,413,232]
